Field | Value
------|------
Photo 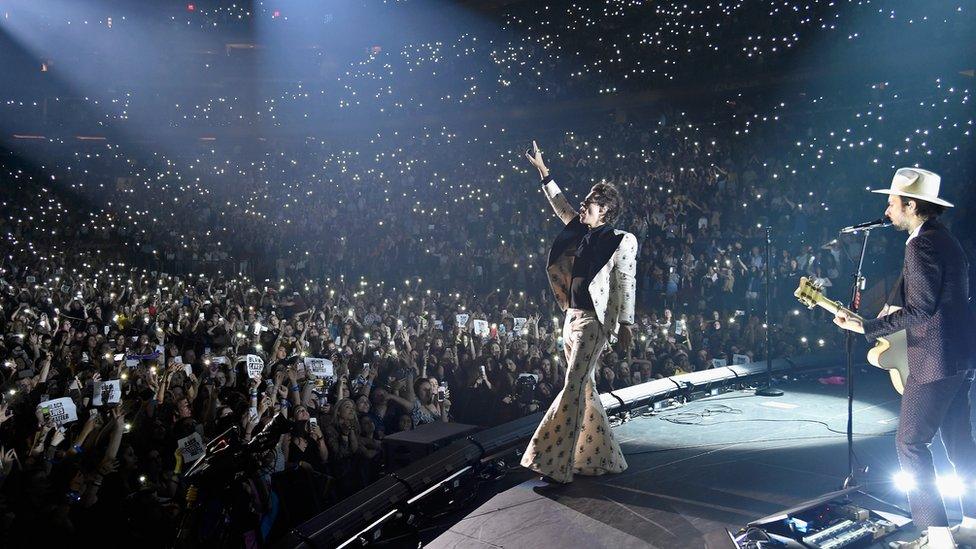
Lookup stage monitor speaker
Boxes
[383,422,479,470]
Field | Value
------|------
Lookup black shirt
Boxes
[570,224,613,311]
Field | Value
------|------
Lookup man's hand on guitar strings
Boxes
[833,311,865,334]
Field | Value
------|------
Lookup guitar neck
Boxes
[813,296,860,321]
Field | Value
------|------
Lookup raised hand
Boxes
[97,457,119,476]
[309,422,324,441]
[50,426,66,447]
[0,447,17,475]
[525,140,549,179]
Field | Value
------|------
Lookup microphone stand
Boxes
[841,227,873,489]
[756,227,783,397]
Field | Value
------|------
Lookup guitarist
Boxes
[834,168,975,549]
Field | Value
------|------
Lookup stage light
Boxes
[937,475,965,498]
[186,4,196,12]
[893,471,916,492]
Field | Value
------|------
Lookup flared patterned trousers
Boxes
[521,308,627,483]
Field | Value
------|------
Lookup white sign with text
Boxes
[38,397,78,426]
[305,357,334,379]
[92,380,122,406]
[177,432,206,463]
[513,317,527,334]
[472,319,489,337]
[245,354,264,380]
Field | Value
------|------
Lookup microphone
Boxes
[840,217,891,234]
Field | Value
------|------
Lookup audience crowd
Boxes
[0,0,972,545]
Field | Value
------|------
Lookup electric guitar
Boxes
[794,277,909,394]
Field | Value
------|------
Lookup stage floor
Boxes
[424,367,966,548]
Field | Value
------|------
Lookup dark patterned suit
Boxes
[862,218,976,528]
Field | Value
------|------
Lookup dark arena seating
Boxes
[0,0,972,547]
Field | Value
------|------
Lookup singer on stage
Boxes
[834,168,976,549]
[520,141,636,484]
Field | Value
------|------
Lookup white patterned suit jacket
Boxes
[541,178,637,343]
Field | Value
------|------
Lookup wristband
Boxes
[73,444,84,454]
[290,385,300,392]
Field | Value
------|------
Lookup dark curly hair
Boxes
[898,195,947,220]
[589,182,623,225]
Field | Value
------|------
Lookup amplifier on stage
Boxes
[383,422,479,470]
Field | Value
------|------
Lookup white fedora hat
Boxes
[871,167,954,207]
